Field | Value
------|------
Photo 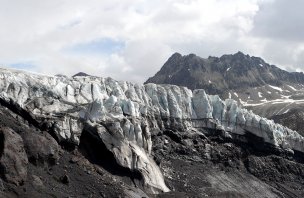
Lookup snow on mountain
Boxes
[0,67,304,193]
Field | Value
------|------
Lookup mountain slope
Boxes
[0,68,304,197]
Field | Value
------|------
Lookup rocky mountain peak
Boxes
[232,51,248,58]
[220,51,266,67]
[146,52,304,95]
[72,72,90,77]
[170,52,182,59]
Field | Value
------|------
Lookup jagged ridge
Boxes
[145,52,304,94]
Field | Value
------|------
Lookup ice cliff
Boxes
[0,68,303,193]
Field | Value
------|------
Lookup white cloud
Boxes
[0,0,303,83]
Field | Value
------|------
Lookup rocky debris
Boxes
[9,149,134,198]
[152,129,304,197]
[22,131,60,166]
[246,155,304,182]
[0,127,28,185]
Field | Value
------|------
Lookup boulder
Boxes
[22,131,60,166]
[0,127,28,185]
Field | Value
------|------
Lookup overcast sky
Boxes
[0,0,303,83]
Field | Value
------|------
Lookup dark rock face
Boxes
[151,129,304,198]
[22,131,60,166]
[0,127,28,185]
[146,52,304,95]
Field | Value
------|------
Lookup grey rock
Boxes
[0,127,28,185]
[32,175,44,187]
[22,131,60,166]
[0,178,4,191]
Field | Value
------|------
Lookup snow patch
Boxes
[287,85,297,91]
[260,98,267,102]
[283,109,290,114]
[281,95,290,99]
[268,85,283,92]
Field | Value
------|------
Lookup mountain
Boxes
[0,68,304,197]
[146,52,304,134]
[72,72,90,77]
[146,52,304,94]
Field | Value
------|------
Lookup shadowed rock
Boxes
[0,127,28,185]
[22,131,60,166]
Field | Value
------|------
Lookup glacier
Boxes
[0,68,303,193]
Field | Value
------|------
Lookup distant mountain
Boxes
[146,52,304,134]
[72,72,90,77]
[146,52,304,95]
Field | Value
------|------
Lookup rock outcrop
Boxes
[22,131,60,166]
[0,68,303,193]
[0,127,28,185]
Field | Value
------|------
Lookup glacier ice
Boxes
[0,68,304,193]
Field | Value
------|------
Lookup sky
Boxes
[0,0,303,83]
